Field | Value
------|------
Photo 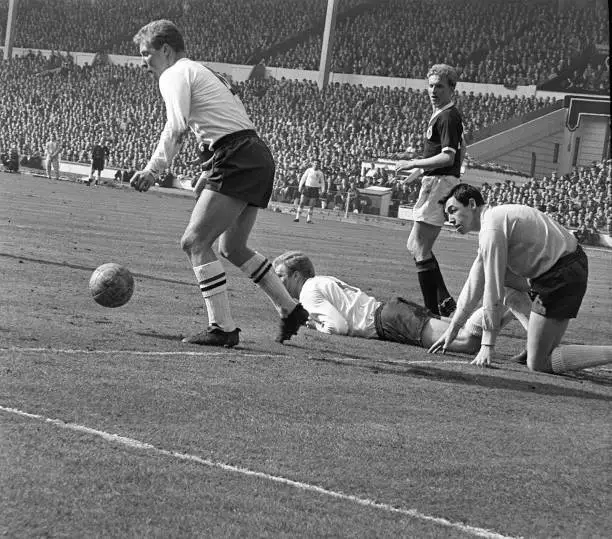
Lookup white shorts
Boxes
[412,175,460,226]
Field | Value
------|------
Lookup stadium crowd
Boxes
[1,0,608,92]
[0,53,558,185]
[267,0,607,88]
[1,52,609,243]
[0,1,609,243]
[479,162,612,244]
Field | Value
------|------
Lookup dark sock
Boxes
[415,257,441,314]
[430,254,452,306]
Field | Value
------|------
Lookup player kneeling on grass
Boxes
[273,251,528,353]
[129,20,308,346]
[428,183,612,374]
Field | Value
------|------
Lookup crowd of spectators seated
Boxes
[556,57,610,94]
[0,0,360,62]
[264,0,608,90]
[0,0,608,93]
[0,53,559,189]
[479,161,612,245]
[1,51,609,243]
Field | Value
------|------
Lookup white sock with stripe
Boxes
[551,345,612,373]
[239,252,297,317]
[193,260,236,331]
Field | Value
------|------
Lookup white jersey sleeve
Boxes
[145,58,255,174]
[299,276,379,338]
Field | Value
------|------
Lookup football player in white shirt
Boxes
[294,159,326,223]
[45,134,61,180]
[429,183,612,374]
[272,251,529,354]
[130,20,308,347]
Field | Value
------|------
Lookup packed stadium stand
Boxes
[0,54,559,184]
[0,0,609,243]
[0,0,608,91]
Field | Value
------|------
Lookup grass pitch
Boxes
[1,173,611,538]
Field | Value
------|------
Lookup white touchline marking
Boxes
[3,348,610,372]
[0,347,290,359]
[325,356,469,366]
[0,348,465,366]
[0,404,520,539]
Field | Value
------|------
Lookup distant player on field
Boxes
[44,134,61,180]
[129,20,308,346]
[273,251,530,353]
[294,159,326,223]
[392,64,466,318]
[89,138,110,186]
[429,183,612,374]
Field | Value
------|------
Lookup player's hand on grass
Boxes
[428,324,460,354]
[130,170,156,192]
[471,345,494,368]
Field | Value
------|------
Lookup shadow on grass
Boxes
[135,331,185,341]
[0,253,193,286]
[308,355,612,401]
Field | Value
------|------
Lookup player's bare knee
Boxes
[526,353,553,373]
[180,229,197,254]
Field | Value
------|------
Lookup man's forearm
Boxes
[411,152,453,171]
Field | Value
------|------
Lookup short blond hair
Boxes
[427,64,459,89]
[133,19,185,52]
[272,251,316,279]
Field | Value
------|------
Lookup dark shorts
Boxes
[91,158,104,172]
[301,186,320,200]
[205,130,275,208]
[374,297,433,346]
[529,244,588,319]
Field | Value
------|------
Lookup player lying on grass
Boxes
[272,251,530,353]
[429,183,612,374]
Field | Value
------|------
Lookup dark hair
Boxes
[440,183,485,206]
[133,20,185,52]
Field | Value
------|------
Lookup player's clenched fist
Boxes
[130,170,156,192]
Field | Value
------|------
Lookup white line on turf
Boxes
[0,347,288,358]
[327,356,469,366]
[3,347,611,371]
[0,347,473,367]
[0,404,520,539]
